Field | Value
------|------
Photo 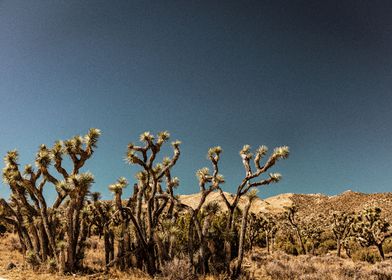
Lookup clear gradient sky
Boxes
[1,1,392,201]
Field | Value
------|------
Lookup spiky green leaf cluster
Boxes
[109,177,128,193]
[273,146,289,159]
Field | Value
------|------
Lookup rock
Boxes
[6,262,16,270]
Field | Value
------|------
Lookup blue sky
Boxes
[1,0,392,200]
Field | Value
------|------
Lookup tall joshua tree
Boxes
[0,128,100,273]
[157,146,225,274]
[218,144,289,271]
[122,131,181,275]
[186,146,225,274]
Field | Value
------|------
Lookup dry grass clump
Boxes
[157,258,197,280]
[250,251,392,280]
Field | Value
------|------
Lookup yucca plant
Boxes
[352,207,391,260]
[217,144,289,273]
[120,131,181,275]
[0,128,100,273]
[332,211,355,257]
[284,205,306,254]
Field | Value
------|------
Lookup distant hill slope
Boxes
[178,190,392,219]
[178,191,293,214]
[290,190,392,220]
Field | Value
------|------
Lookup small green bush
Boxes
[352,248,381,264]
[280,241,299,256]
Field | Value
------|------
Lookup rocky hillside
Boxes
[290,190,392,220]
[179,190,392,219]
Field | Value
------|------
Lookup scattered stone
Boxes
[6,262,16,270]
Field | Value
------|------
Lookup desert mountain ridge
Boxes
[178,190,392,218]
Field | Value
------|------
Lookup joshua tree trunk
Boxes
[145,242,157,275]
[234,192,256,279]
[336,238,341,257]
[66,202,76,272]
[295,228,306,254]
[266,233,270,254]
[224,207,235,273]
[377,243,385,260]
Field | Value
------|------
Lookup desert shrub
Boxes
[47,258,57,273]
[368,261,392,280]
[294,261,317,275]
[265,259,293,280]
[382,239,392,255]
[369,268,392,280]
[318,239,337,255]
[338,266,359,279]
[86,238,99,250]
[279,241,299,256]
[7,236,22,252]
[26,250,40,269]
[158,258,197,280]
[352,248,382,264]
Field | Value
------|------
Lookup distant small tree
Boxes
[285,205,306,254]
[352,207,391,260]
[301,215,325,255]
[331,211,354,257]
[246,213,264,251]
[260,213,278,254]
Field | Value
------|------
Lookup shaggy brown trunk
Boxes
[336,238,341,257]
[76,217,89,267]
[115,191,126,270]
[38,223,49,261]
[37,192,58,264]
[224,207,235,273]
[266,233,270,254]
[145,242,157,276]
[234,201,252,278]
[66,202,76,272]
[104,229,115,267]
[295,228,306,254]
[199,215,212,275]
[29,223,41,259]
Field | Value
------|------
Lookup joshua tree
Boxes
[285,205,306,254]
[352,207,391,260]
[198,201,221,274]
[260,213,278,254]
[301,215,325,255]
[87,192,115,266]
[108,177,129,270]
[160,146,225,274]
[331,211,354,257]
[246,213,263,251]
[121,131,181,275]
[218,144,289,272]
[187,146,225,274]
[0,128,100,273]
